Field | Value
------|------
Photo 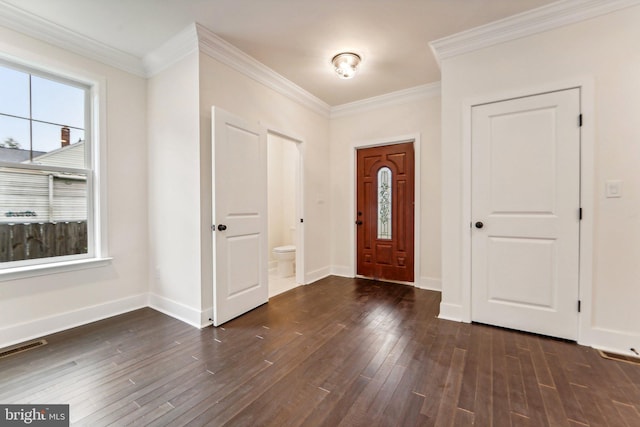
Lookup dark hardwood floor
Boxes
[1,276,639,426]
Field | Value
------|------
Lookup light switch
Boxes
[605,180,622,198]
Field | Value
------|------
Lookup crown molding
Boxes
[143,24,199,77]
[330,82,441,119]
[195,24,331,118]
[0,0,146,77]
[430,0,640,66]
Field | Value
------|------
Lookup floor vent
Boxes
[0,339,48,359]
[598,350,640,366]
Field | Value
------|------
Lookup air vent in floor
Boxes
[598,349,640,365]
[0,339,48,359]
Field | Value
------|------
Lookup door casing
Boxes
[454,78,595,346]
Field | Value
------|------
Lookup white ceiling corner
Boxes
[195,24,331,118]
[0,0,145,77]
[146,22,440,119]
[143,24,199,77]
[429,0,640,66]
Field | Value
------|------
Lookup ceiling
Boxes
[1,0,558,106]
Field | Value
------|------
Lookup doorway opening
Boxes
[267,132,303,297]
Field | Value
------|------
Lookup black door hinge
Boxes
[300,218,304,223]
[579,208,583,220]
[579,114,583,127]
[578,300,582,312]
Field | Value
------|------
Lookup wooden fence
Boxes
[0,221,87,262]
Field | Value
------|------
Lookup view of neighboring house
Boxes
[0,141,86,223]
[0,146,45,163]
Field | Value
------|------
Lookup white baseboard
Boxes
[305,266,331,284]
[330,265,353,278]
[581,326,640,357]
[438,302,469,323]
[416,276,442,291]
[148,293,210,329]
[0,293,148,350]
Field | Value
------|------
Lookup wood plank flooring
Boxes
[1,276,639,426]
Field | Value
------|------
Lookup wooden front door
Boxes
[356,142,414,282]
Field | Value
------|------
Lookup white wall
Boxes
[268,134,298,266]
[0,26,148,348]
[440,5,640,353]
[329,94,441,289]
[198,53,331,293]
[147,51,204,326]
[147,50,330,327]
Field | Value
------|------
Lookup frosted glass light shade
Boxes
[331,52,361,79]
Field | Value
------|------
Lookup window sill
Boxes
[0,257,113,282]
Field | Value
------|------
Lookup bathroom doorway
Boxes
[267,131,304,297]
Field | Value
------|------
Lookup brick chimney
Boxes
[61,126,70,147]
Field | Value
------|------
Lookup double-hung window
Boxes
[0,60,100,273]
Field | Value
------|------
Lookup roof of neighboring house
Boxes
[31,141,85,169]
[0,147,46,163]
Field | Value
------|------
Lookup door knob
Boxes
[355,220,363,225]
[217,224,227,231]
[475,221,484,229]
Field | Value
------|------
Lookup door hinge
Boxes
[578,300,582,312]
[579,114,583,127]
[300,218,304,223]
[579,208,583,220]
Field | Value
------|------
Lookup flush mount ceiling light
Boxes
[331,52,361,79]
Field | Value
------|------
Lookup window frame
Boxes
[0,57,110,280]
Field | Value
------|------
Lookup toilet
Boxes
[272,245,296,277]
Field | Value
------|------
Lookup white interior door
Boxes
[471,89,580,340]
[212,107,268,326]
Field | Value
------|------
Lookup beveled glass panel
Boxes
[377,167,392,240]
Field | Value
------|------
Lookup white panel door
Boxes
[471,89,580,340]
[212,107,268,326]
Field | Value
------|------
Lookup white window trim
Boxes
[0,58,110,280]
[0,257,112,282]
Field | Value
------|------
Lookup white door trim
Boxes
[458,77,595,346]
[349,133,422,285]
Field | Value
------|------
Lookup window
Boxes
[0,60,97,271]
